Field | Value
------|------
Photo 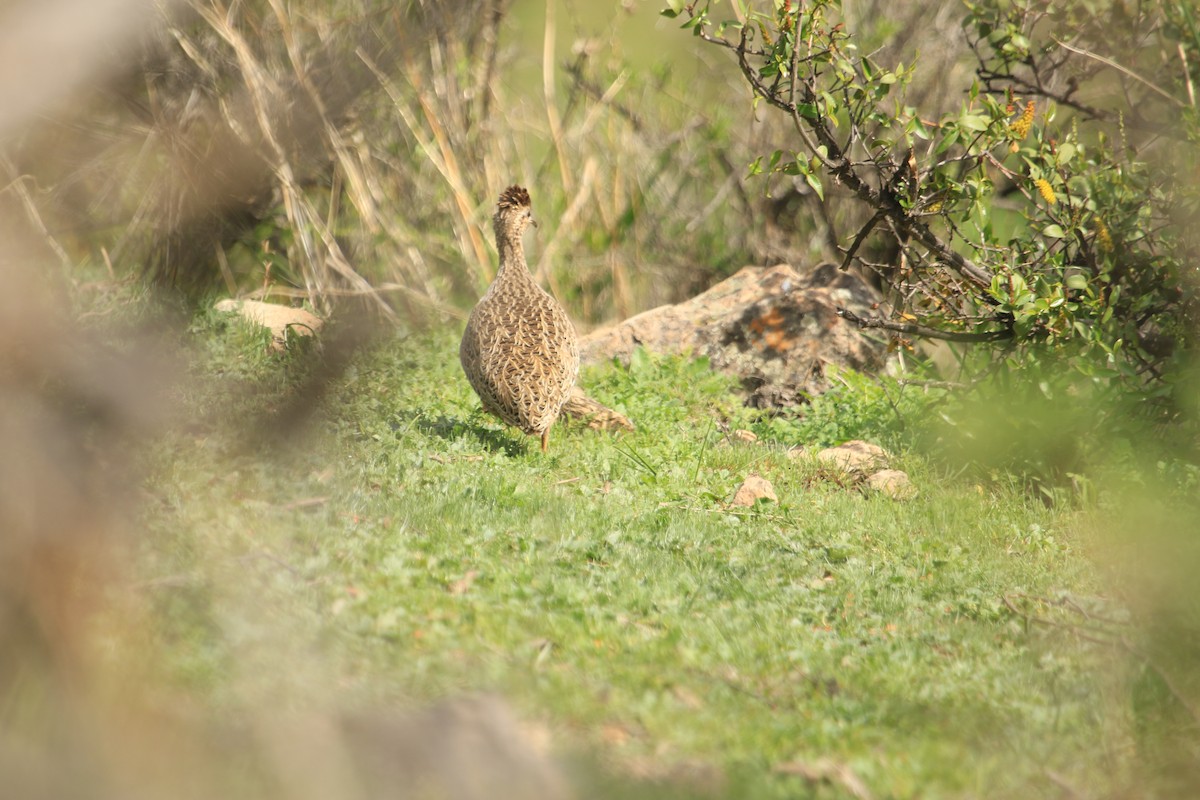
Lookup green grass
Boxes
[127,315,1129,799]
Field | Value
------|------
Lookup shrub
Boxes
[664,0,1199,433]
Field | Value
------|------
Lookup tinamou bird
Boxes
[459,185,580,453]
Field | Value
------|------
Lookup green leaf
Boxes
[906,116,932,140]
[1066,274,1089,290]
[1042,224,1066,238]
[958,112,990,132]
[805,171,825,200]
[935,129,960,154]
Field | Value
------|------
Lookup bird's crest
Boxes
[497,185,531,211]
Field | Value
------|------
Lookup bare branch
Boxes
[839,212,882,271]
[837,306,1012,342]
[1052,37,1186,109]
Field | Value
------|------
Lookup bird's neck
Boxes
[496,233,530,281]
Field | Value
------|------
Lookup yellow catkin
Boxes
[1096,219,1114,253]
[1035,178,1057,205]
[1010,100,1035,140]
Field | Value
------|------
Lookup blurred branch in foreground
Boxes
[0,2,577,799]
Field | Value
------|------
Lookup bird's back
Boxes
[460,273,579,436]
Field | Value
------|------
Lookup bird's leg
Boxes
[540,429,549,453]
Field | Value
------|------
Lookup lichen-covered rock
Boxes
[579,263,884,406]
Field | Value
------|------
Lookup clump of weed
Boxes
[754,365,941,451]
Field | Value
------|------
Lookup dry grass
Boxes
[3,0,766,329]
[2,0,985,326]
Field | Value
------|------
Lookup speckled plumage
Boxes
[460,186,580,452]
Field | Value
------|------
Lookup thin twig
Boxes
[1053,37,1185,108]
[0,157,73,270]
[786,23,833,168]
[839,212,883,271]
[1179,43,1196,108]
[837,306,1012,342]
[564,57,643,132]
[895,378,967,390]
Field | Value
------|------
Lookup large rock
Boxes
[580,263,884,405]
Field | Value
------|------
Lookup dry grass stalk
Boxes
[184,1,392,319]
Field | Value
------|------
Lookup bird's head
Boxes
[493,184,536,241]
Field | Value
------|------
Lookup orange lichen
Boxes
[750,307,795,352]
[764,328,794,351]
